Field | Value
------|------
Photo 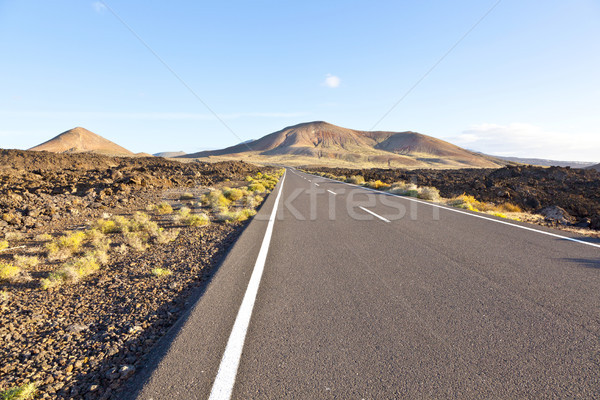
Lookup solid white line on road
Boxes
[310,173,600,249]
[327,190,336,195]
[209,172,286,400]
[359,206,391,223]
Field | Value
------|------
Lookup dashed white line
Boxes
[209,172,286,400]
[314,183,319,187]
[359,206,391,223]
[307,172,600,249]
[327,190,336,195]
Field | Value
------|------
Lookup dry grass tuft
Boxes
[201,190,231,209]
[46,231,86,261]
[217,208,257,223]
[223,188,244,201]
[13,255,39,269]
[0,382,37,400]
[34,233,53,242]
[156,202,174,215]
[417,186,441,201]
[346,175,365,185]
[151,268,172,278]
[364,180,391,190]
[125,232,148,252]
[0,262,21,282]
[155,228,180,244]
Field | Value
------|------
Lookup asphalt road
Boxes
[127,168,600,399]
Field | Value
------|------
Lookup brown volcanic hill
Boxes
[182,121,504,169]
[29,127,134,156]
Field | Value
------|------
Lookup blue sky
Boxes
[1,0,599,161]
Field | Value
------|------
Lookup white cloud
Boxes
[323,74,341,88]
[449,123,600,162]
[92,1,107,13]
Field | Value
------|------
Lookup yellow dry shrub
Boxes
[0,262,20,282]
[346,175,365,185]
[364,180,391,190]
[156,202,174,215]
[151,268,172,278]
[201,190,231,209]
[13,255,39,269]
[223,188,244,201]
[217,208,257,223]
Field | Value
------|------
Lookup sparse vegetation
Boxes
[0,241,8,251]
[125,231,148,252]
[417,186,441,201]
[364,180,391,190]
[46,231,86,260]
[0,262,21,282]
[34,233,52,242]
[156,202,174,215]
[217,208,257,223]
[499,203,522,213]
[155,228,180,244]
[40,271,67,290]
[4,232,25,241]
[201,190,231,209]
[183,213,211,227]
[13,255,39,269]
[223,187,244,201]
[346,175,365,185]
[0,383,37,400]
[151,268,172,278]
[247,182,266,193]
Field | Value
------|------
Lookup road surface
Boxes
[126,168,600,399]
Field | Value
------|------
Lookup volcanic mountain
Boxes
[29,127,134,156]
[182,121,504,168]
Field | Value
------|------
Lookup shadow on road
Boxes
[562,258,600,269]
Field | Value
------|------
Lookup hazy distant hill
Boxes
[182,121,504,169]
[154,151,187,158]
[29,127,134,156]
[587,163,600,171]
[494,156,597,168]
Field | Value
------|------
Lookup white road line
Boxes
[209,172,286,400]
[309,173,600,249]
[308,180,311,182]
[359,206,391,223]
[327,190,336,195]
[314,183,319,186]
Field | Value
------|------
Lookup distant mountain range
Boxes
[154,151,187,158]
[491,156,597,168]
[181,121,504,169]
[27,123,598,170]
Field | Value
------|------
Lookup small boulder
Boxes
[540,206,574,225]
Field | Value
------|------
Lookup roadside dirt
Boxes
[305,165,600,230]
[0,150,277,399]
